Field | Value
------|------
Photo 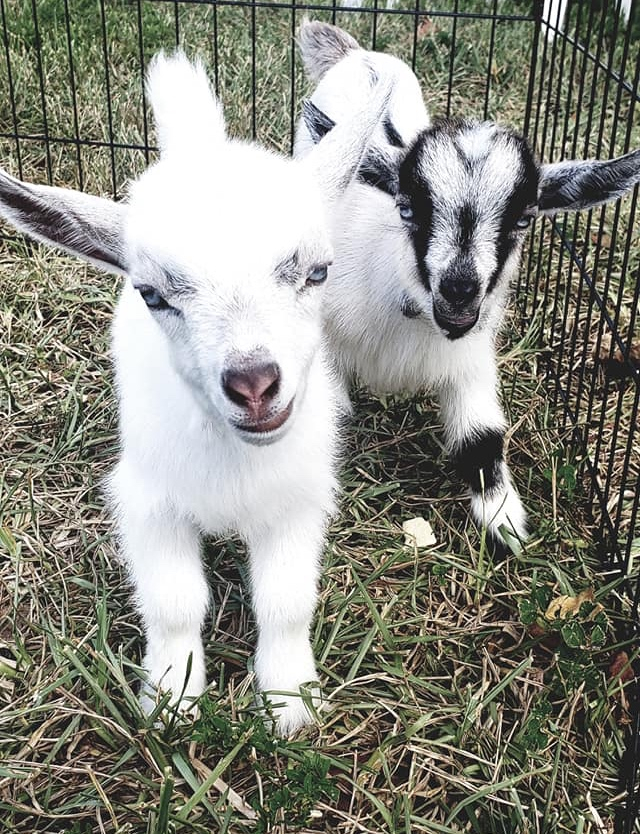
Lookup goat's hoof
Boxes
[259,686,322,736]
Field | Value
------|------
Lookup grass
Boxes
[1,1,639,832]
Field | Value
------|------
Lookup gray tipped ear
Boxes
[297,18,360,84]
[302,80,393,205]
[538,148,640,214]
[0,167,128,275]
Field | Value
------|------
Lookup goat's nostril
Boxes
[222,362,281,409]
[441,277,478,304]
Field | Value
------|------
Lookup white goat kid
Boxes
[0,51,389,734]
[295,20,640,555]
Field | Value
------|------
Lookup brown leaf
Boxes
[417,16,437,37]
[609,650,634,684]
[544,588,603,621]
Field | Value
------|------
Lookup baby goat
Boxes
[295,20,640,553]
[0,51,389,734]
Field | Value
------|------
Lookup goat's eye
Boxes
[137,284,170,310]
[398,203,414,222]
[515,215,533,230]
[306,264,329,287]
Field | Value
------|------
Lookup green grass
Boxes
[1,1,639,832]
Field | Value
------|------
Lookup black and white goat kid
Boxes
[295,20,640,554]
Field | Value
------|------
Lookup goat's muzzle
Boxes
[222,360,295,442]
[433,305,480,340]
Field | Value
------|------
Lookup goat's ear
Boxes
[302,98,399,197]
[301,99,336,144]
[146,50,225,158]
[0,167,128,275]
[538,148,640,214]
[297,18,360,83]
[303,80,393,204]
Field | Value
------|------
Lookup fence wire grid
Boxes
[0,0,639,831]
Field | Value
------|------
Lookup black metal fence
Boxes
[1,0,638,829]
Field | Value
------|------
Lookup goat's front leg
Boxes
[437,361,528,555]
[244,510,326,735]
[116,498,210,714]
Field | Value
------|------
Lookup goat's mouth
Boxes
[433,306,480,340]
[233,399,295,444]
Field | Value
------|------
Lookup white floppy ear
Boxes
[0,167,127,274]
[302,79,393,205]
[538,148,640,214]
[146,50,225,159]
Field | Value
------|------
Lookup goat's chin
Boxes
[432,305,481,340]
[232,399,295,446]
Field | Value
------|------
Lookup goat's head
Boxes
[0,51,389,444]
[297,20,640,340]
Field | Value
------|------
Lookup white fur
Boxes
[0,50,389,734]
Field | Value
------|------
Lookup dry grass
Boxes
[1,1,639,832]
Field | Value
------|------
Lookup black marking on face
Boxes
[384,117,405,149]
[453,428,504,494]
[401,294,422,318]
[487,136,539,294]
[397,139,434,293]
[457,203,478,251]
[302,99,335,145]
[358,147,398,196]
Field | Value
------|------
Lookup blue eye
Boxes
[306,264,329,286]
[137,284,170,310]
[516,215,533,230]
[398,203,414,222]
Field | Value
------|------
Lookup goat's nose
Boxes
[439,273,479,305]
[222,362,281,410]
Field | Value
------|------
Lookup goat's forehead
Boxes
[126,150,330,273]
[407,122,538,213]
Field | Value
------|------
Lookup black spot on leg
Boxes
[453,428,504,494]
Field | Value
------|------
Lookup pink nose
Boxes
[222,362,281,418]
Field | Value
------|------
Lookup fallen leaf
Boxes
[402,517,437,548]
[544,588,604,621]
[417,16,437,37]
[609,650,634,684]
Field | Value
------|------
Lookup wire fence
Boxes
[0,0,638,829]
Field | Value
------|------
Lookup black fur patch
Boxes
[400,294,422,318]
[358,148,398,196]
[301,99,335,145]
[487,136,539,293]
[453,429,504,493]
[384,117,404,149]
[457,203,478,251]
[397,138,434,292]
